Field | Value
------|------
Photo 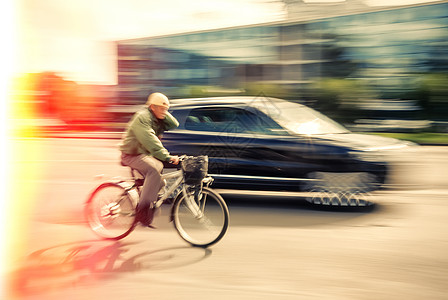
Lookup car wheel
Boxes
[304,172,377,206]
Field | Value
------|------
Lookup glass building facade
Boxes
[116,2,448,105]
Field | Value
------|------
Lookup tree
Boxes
[309,78,377,122]
[415,73,448,119]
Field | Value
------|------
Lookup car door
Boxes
[180,106,273,177]
[166,106,316,180]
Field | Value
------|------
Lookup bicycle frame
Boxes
[160,170,214,219]
[154,169,184,208]
[123,160,214,222]
[86,156,228,246]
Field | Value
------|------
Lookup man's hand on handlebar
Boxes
[169,156,180,165]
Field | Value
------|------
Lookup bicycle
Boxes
[85,155,229,248]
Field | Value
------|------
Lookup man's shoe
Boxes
[135,204,157,228]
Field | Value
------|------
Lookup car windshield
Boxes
[256,100,349,135]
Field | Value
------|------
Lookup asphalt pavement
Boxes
[2,137,448,300]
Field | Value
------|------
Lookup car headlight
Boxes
[350,142,418,163]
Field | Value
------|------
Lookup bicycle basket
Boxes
[181,156,208,185]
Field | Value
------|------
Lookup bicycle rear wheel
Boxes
[85,182,137,240]
[173,187,229,248]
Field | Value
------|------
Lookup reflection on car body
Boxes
[162,96,415,206]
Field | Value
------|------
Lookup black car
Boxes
[162,96,414,205]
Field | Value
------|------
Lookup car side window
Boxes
[185,107,242,132]
[185,107,286,135]
[185,108,220,132]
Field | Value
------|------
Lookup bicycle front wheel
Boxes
[85,182,137,240]
[173,187,229,248]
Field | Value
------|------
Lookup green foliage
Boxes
[243,82,293,99]
[309,78,376,111]
[419,73,448,103]
[187,83,295,99]
[413,73,448,118]
[188,85,245,98]
[367,132,448,145]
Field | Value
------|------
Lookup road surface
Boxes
[2,138,448,299]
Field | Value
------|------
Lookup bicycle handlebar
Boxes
[169,155,196,164]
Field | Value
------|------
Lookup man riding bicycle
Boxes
[119,92,180,227]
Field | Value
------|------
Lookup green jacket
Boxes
[119,107,179,162]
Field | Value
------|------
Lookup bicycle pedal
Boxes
[141,223,157,229]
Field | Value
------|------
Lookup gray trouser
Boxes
[121,153,164,207]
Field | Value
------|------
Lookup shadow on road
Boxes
[222,193,384,228]
[224,193,379,212]
[6,240,211,298]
